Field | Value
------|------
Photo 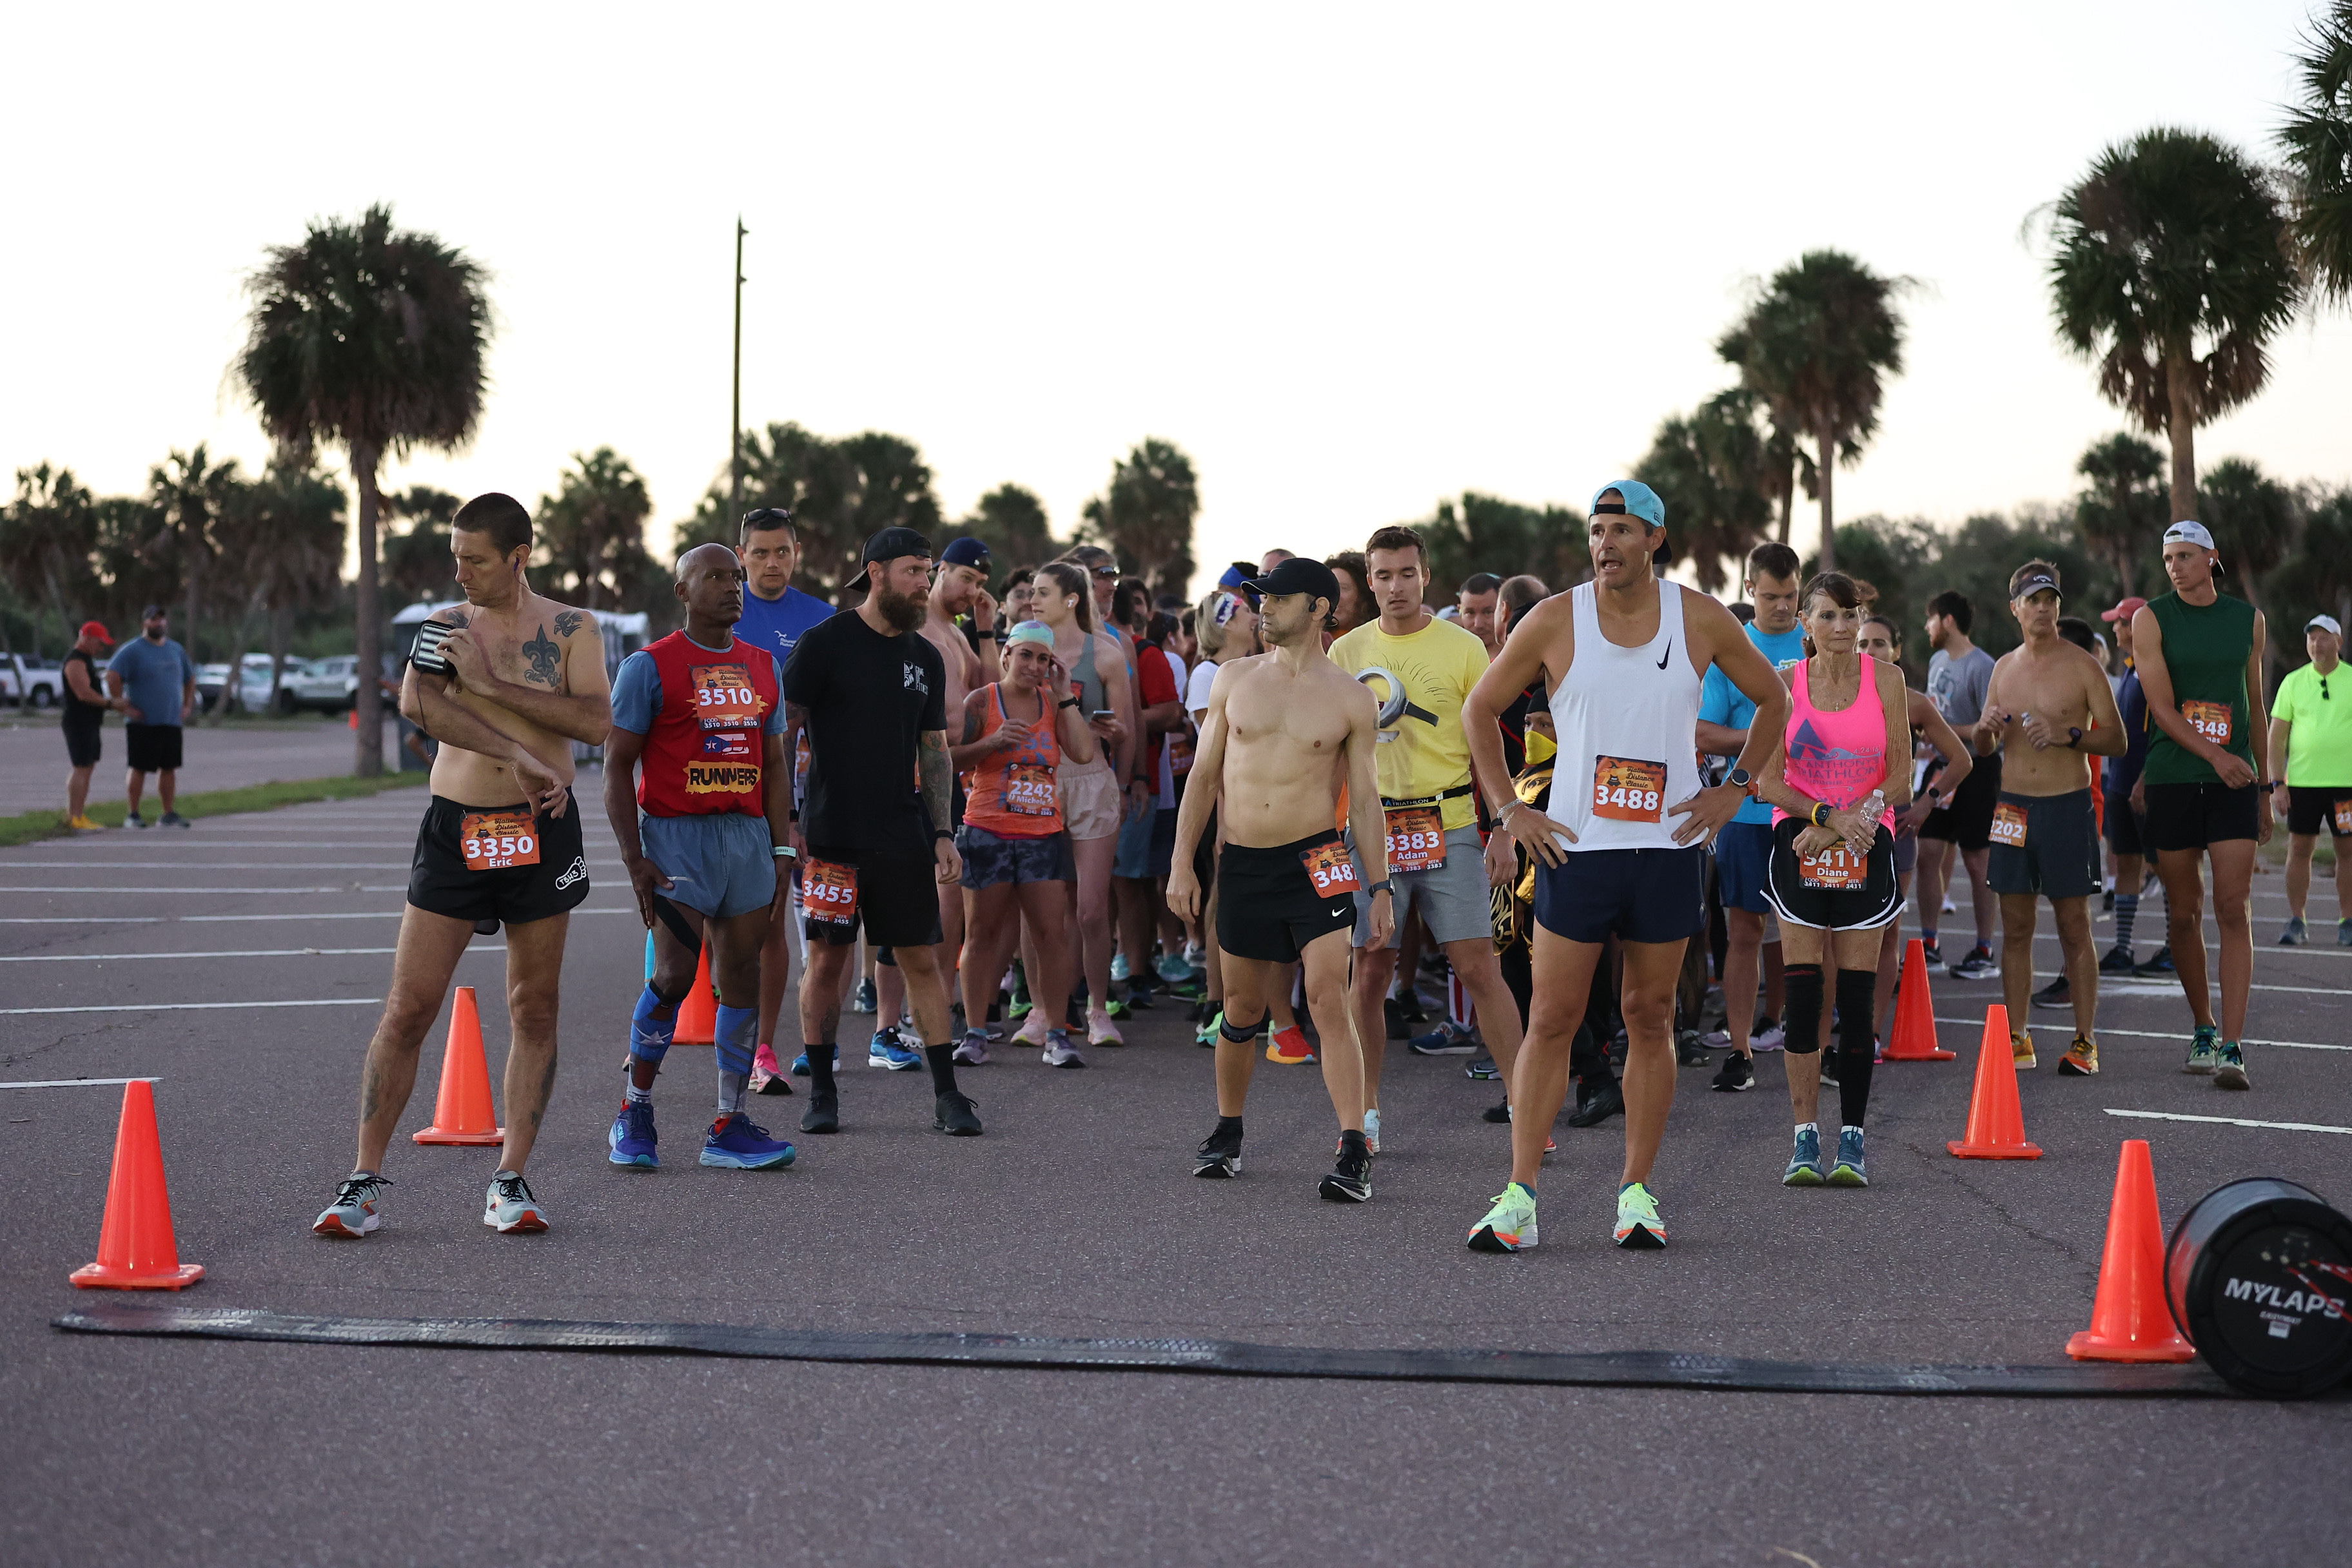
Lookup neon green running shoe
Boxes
[1613,1181,1667,1250]
[2182,1024,2218,1075]
[1467,1184,1538,1253]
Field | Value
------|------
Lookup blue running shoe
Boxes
[1827,1126,1868,1186]
[1783,1126,1825,1186]
[1408,1019,1478,1055]
[868,1028,923,1071]
[791,1045,839,1077]
[608,1100,659,1168]
[700,1113,797,1169]
[850,977,877,1015]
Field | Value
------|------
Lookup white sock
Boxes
[1794,1121,1818,1139]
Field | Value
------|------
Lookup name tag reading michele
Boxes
[1300,839,1362,897]
[692,665,761,731]
[460,810,539,872]
[1592,756,1667,823]
[1383,805,1445,872]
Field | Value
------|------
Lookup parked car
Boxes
[0,654,66,708]
[197,654,359,714]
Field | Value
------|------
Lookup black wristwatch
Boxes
[934,828,954,842]
[1059,697,1080,709]
[2065,727,2083,748]
[1727,765,1754,793]
[1365,878,1394,897]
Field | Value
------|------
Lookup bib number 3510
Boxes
[1591,756,1667,823]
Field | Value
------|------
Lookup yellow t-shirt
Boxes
[1329,614,1491,832]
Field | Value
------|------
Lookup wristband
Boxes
[934,828,954,842]
[1810,801,1832,828]
[1059,698,1079,709]
[772,843,796,859]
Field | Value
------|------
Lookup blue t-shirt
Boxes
[2105,666,2149,796]
[1700,622,1808,826]
[106,636,196,728]
[609,638,787,737]
[735,586,834,671]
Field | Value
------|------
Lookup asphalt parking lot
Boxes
[3,778,2346,1566]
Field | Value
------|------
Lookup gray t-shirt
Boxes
[1926,645,1995,728]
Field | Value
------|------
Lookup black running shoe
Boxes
[1710,1052,1755,1093]
[2098,944,2137,975]
[1566,1079,1624,1128]
[2133,945,2176,978]
[1819,1054,1840,1088]
[1319,1134,1372,1202]
[1482,1097,1513,1124]
[799,1087,839,1134]
[934,1091,983,1136]
[1193,1123,1242,1178]
[2033,974,2071,1010]
[1675,1029,1710,1068]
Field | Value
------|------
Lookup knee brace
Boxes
[1782,964,1824,1055]
[1219,1011,1266,1045]
[630,982,679,1068]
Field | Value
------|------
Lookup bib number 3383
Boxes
[1592,756,1667,823]
[460,810,538,872]
[803,859,859,925]
[1383,805,1445,872]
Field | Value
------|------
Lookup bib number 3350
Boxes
[1592,756,1667,823]
[460,810,539,872]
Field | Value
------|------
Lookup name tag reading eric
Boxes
[1796,840,1863,890]
[1383,805,1446,872]
[1990,801,2028,848]
[802,859,859,926]
[1592,756,1667,823]
[1300,840,1362,898]
[460,810,539,872]
[2180,700,2234,747]
[692,665,762,731]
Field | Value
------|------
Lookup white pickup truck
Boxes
[0,654,67,708]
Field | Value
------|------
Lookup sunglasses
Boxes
[1089,565,1119,580]
[741,507,795,527]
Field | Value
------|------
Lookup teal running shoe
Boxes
[2183,1024,2219,1075]
[1783,1126,1825,1186]
[1827,1126,1868,1186]
[2213,1041,2249,1090]
[868,1029,923,1071]
[2280,915,2309,946]
[1467,1184,1538,1252]
[482,1172,548,1234]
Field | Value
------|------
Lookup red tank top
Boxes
[634,630,779,818]
[961,685,1063,838]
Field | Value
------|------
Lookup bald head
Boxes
[674,541,748,634]
[676,541,738,581]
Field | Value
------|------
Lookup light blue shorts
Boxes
[638,811,778,920]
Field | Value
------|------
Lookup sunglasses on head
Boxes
[741,507,795,527]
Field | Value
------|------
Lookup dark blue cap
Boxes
[941,537,992,570]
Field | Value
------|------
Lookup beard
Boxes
[874,582,928,634]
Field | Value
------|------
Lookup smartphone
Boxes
[1092,709,1114,720]
[410,619,455,676]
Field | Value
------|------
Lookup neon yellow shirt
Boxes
[1329,614,1491,831]
[2273,662,2352,786]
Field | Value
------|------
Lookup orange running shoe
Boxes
[1266,1025,1317,1064]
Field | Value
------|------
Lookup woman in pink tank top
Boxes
[1754,572,1914,1189]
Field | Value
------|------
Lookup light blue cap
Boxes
[1591,479,1665,529]
[1005,620,1055,651]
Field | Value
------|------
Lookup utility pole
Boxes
[730,217,747,522]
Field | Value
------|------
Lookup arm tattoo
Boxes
[553,610,583,638]
[442,609,469,629]
[522,625,561,687]
[919,729,952,836]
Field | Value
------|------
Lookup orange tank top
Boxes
[961,685,1063,838]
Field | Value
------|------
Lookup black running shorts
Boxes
[407,791,590,927]
[2286,785,2352,838]
[64,716,102,769]
[1919,750,2001,850]
[124,722,182,774]
[1986,789,2101,899]
[2143,781,2259,852]
[803,840,946,949]
[1534,845,1707,945]
[1764,821,1899,931]
[1215,830,1357,963]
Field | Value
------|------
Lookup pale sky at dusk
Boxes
[5,2,2345,594]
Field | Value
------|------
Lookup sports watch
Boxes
[1727,766,1754,794]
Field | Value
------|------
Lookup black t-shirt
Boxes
[782,609,947,854]
[63,649,106,727]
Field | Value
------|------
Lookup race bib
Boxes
[691,664,762,732]
[459,809,539,872]
[1004,761,1057,817]
[1797,839,1864,890]
[802,859,859,925]
[1300,839,1362,897]
[1592,756,1667,823]
[2334,799,2351,837]
[2181,699,2233,746]
[1990,801,2028,848]
[1383,804,1446,873]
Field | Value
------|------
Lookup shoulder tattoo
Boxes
[553,610,584,639]
[441,609,469,629]
[523,625,562,687]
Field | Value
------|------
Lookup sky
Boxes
[5,2,2346,598]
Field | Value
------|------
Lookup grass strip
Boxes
[0,774,427,847]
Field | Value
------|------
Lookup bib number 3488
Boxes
[1591,756,1667,823]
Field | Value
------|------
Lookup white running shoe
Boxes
[1014,1011,1051,1048]
[313,1172,391,1237]
[482,1171,549,1234]
[1362,1106,1382,1156]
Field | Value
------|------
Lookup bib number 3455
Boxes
[803,859,859,925]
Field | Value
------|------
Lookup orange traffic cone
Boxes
[672,943,718,1046]
[72,1080,204,1289]
[2066,1139,2197,1362]
[1881,938,1955,1061]
[1946,1004,2042,1159]
[412,985,505,1145]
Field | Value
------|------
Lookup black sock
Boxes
[924,1043,960,1097]
[1215,1115,1243,1139]
[1835,967,1877,1126]
[805,1043,835,1092]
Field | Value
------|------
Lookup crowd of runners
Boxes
[306,482,2338,1252]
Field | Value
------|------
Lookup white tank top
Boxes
[1544,580,1706,852]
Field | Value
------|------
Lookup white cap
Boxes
[2163,520,2217,551]
[2309,614,2343,637]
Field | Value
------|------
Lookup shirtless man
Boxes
[313,493,611,1238]
[1973,562,2126,1076]
[1167,556,1393,1202]
[1460,481,1785,1254]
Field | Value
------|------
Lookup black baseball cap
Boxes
[845,526,934,592]
[1246,556,1342,611]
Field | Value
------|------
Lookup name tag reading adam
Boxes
[803,859,859,925]
[1592,756,1667,823]
[460,810,539,872]
[1300,839,1362,897]
[1383,805,1445,872]
[692,665,761,731]
[2181,700,2234,747]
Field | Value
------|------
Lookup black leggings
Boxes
[1782,963,1877,1127]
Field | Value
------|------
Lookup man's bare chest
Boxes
[1227,680,1348,753]
[453,609,572,692]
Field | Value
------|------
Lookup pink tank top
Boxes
[1773,657,1897,830]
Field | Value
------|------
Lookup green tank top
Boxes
[2143,589,2255,785]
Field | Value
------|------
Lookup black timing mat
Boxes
[55,1302,2244,1398]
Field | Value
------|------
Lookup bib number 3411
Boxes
[1591,756,1667,823]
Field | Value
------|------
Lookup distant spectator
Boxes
[104,603,197,828]
[1325,551,1371,634]
[1259,547,1295,576]
[61,620,124,830]
[1457,572,1504,655]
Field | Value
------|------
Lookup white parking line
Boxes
[0,946,502,962]
[0,998,380,1015]
[1932,1015,2352,1051]
[0,917,162,925]
[0,1077,161,1090]
[2105,1108,2352,1136]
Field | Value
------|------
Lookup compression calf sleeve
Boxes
[1835,966,1877,1126]
[714,1004,756,1114]
[631,983,680,1073]
[1781,965,1824,1055]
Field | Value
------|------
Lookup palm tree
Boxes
[2288,486,2352,631]
[1,465,99,656]
[1637,404,1773,593]
[2073,433,2168,597]
[216,462,347,710]
[2278,2,2352,308]
[2044,130,2303,524]
[957,483,1060,571]
[1079,438,1199,600]
[1716,251,1909,572]
[381,486,463,607]
[1696,386,1816,546]
[2199,458,2298,651]
[147,445,244,686]
[237,204,491,774]
[536,447,654,610]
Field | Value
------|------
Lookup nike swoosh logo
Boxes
[1333,905,1349,916]
[1655,640,1672,671]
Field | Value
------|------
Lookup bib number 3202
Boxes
[460,810,539,872]
[1592,756,1667,823]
